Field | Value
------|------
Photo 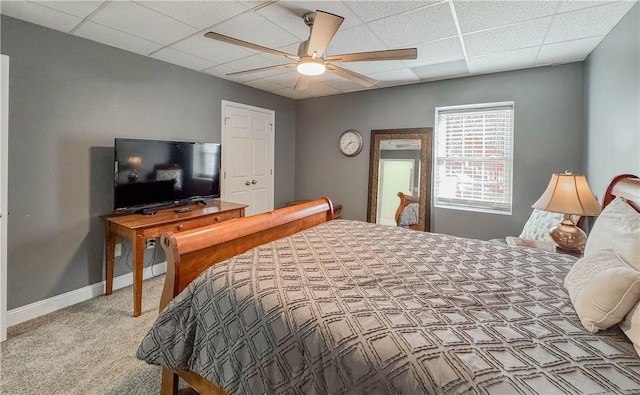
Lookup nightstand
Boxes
[505,236,583,258]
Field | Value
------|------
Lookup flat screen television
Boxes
[114,138,221,213]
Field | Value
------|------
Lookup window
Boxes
[192,144,219,179]
[434,102,514,215]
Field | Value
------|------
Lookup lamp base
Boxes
[550,214,586,252]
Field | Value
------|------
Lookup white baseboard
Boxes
[6,262,167,327]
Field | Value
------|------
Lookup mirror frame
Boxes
[367,127,432,231]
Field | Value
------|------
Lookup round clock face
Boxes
[339,129,363,157]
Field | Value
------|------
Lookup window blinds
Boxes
[434,104,514,214]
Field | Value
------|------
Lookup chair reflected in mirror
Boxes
[395,192,420,230]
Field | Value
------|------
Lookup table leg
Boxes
[105,222,115,295]
[133,234,144,317]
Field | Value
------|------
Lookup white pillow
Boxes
[584,197,640,270]
[519,209,580,242]
[564,250,640,334]
[620,300,640,357]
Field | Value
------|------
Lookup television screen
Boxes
[114,138,221,212]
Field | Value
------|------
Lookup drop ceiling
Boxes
[1,0,636,99]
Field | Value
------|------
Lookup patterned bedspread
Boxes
[137,220,640,394]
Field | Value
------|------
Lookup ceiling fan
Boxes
[204,10,417,90]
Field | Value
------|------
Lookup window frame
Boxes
[433,101,515,215]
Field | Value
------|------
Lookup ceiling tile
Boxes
[368,2,458,47]
[369,68,420,83]
[463,17,551,57]
[411,59,470,80]
[172,34,254,63]
[271,87,312,100]
[545,1,635,44]
[267,71,300,88]
[337,60,406,75]
[403,37,464,67]
[33,1,105,19]
[536,36,604,65]
[324,78,370,93]
[301,81,342,96]
[202,64,238,79]
[326,24,388,56]
[74,21,162,55]
[1,1,82,32]
[243,78,287,91]
[223,54,279,72]
[345,1,440,22]
[453,0,559,34]
[556,0,618,13]
[90,1,197,45]
[138,1,248,30]
[203,64,266,83]
[468,47,538,74]
[210,10,300,51]
[150,47,217,71]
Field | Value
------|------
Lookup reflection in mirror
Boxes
[376,139,421,225]
[367,128,432,231]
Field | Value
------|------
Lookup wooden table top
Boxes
[103,200,248,229]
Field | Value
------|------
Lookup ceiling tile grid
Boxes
[0,0,636,99]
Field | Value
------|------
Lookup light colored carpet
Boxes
[0,274,188,394]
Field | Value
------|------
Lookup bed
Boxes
[138,175,640,394]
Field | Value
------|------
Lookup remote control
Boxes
[174,207,191,213]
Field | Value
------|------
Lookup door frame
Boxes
[1,55,9,342]
[220,100,275,213]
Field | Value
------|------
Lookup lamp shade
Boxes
[532,171,601,216]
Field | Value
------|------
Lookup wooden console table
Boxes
[103,200,247,316]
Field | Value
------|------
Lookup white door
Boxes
[221,101,274,216]
[1,55,9,342]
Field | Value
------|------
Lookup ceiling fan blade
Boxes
[205,32,299,62]
[307,10,344,57]
[294,75,311,91]
[325,64,377,87]
[226,63,296,77]
[325,48,417,63]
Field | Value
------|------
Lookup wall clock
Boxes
[339,129,364,157]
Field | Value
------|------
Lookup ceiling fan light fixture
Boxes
[297,60,325,76]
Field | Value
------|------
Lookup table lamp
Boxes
[532,171,601,252]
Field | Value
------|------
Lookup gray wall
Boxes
[1,16,296,309]
[295,64,585,240]
[584,3,639,195]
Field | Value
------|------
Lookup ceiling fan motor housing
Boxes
[303,11,315,27]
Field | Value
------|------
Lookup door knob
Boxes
[245,181,251,186]
[251,180,257,185]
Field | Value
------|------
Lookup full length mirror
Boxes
[367,128,432,231]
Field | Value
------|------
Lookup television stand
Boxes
[103,199,247,317]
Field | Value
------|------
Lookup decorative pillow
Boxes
[584,197,640,270]
[564,249,640,334]
[620,300,640,356]
[519,209,580,241]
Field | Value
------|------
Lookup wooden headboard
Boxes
[602,174,640,212]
